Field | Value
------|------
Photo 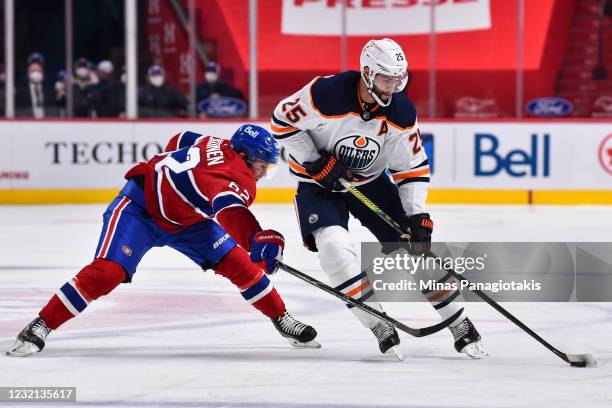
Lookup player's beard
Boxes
[373,85,392,103]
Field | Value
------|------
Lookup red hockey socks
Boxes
[215,247,285,319]
[39,258,126,330]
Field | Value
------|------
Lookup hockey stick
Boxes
[341,179,597,367]
[277,262,463,337]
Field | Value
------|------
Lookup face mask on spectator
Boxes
[75,67,89,79]
[29,71,43,83]
[205,72,218,83]
[150,75,164,87]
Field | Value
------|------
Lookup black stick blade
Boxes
[567,353,597,368]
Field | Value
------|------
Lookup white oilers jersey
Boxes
[271,71,429,215]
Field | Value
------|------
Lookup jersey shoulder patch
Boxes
[309,71,360,117]
[386,92,418,130]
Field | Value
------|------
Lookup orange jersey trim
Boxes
[288,159,309,176]
[392,168,430,180]
[271,123,298,134]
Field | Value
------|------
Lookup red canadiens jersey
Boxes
[125,131,256,231]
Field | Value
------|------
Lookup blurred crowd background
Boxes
[1,0,612,120]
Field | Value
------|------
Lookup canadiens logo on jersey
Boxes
[334,135,381,170]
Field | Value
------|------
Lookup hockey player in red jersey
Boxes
[7,124,319,357]
[271,38,486,359]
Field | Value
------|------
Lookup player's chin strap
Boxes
[277,262,461,338]
[362,76,391,107]
[339,179,597,368]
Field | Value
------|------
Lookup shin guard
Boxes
[314,225,385,329]
[40,258,126,329]
[215,247,285,319]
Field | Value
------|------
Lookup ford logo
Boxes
[525,97,573,117]
[198,96,247,118]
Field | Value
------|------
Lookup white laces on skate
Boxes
[31,319,51,341]
[278,312,308,336]
[450,318,470,340]
[371,321,404,361]
[371,321,394,341]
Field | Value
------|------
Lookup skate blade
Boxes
[288,338,321,349]
[461,341,488,359]
[385,345,404,361]
[5,340,40,357]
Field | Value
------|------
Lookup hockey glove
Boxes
[304,152,353,191]
[400,213,434,255]
[250,229,285,275]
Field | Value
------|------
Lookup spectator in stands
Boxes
[16,53,59,118]
[27,52,45,67]
[87,60,122,117]
[56,58,95,117]
[74,58,98,87]
[138,64,187,118]
[197,61,244,103]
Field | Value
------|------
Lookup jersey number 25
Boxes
[281,98,307,123]
[409,130,423,154]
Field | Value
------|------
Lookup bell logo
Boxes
[243,126,259,138]
[474,133,550,177]
[598,134,612,175]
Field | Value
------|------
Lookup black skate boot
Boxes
[6,317,52,357]
[272,311,320,348]
[449,317,487,359]
[371,320,403,361]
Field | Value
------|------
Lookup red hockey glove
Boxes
[400,213,434,255]
[304,152,353,191]
[249,229,285,275]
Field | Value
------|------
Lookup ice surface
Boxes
[1,204,611,407]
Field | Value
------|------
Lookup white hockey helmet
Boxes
[360,38,408,107]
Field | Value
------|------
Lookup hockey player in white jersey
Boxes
[271,38,487,359]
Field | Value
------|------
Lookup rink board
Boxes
[0,120,611,204]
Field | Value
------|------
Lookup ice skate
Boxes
[371,320,403,361]
[449,317,487,359]
[272,311,320,348]
[6,317,51,357]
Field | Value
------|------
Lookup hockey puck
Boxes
[570,361,587,367]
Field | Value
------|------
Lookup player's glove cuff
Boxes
[400,213,433,255]
[249,229,285,275]
[304,152,353,191]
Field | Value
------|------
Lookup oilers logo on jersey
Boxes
[334,135,381,170]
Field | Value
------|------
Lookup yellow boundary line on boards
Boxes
[1,188,612,205]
